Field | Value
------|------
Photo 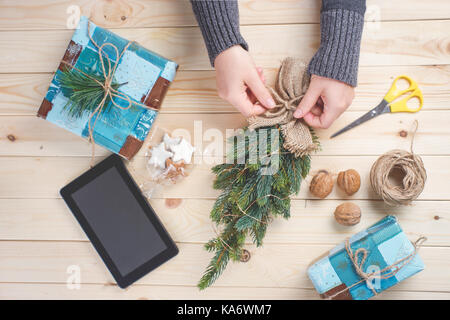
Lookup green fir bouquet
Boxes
[198,58,320,289]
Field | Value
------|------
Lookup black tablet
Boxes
[60,154,178,288]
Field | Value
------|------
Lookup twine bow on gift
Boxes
[60,21,159,166]
[327,236,427,299]
[248,58,318,157]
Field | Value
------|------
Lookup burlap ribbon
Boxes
[248,58,318,157]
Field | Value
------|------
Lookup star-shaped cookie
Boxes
[148,142,173,169]
[163,133,181,151]
[171,138,194,164]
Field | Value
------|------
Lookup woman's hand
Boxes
[214,45,275,117]
[294,75,355,129]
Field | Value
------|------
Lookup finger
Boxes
[239,103,266,117]
[246,71,275,109]
[246,87,257,105]
[310,105,323,116]
[319,104,347,129]
[294,85,322,118]
[246,86,267,116]
[250,103,267,116]
[229,91,266,117]
[316,96,324,108]
[256,67,265,84]
[302,112,322,128]
[303,105,343,129]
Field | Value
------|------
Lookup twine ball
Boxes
[370,149,426,206]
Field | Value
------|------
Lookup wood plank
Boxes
[1,282,448,300]
[1,110,449,157]
[1,20,450,73]
[1,0,449,30]
[1,241,448,293]
[150,155,450,201]
[2,0,449,302]
[1,198,449,246]
[1,65,449,115]
[0,155,448,200]
[0,282,320,300]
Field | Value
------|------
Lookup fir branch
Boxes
[198,222,246,290]
[57,68,125,118]
[198,125,319,290]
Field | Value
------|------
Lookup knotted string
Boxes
[255,87,302,122]
[61,21,159,166]
[369,120,427,206]
[326,235,427,299]
[248,58,318,157]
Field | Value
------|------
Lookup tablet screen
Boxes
[71,166,167,277]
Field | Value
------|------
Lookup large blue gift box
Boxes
[38,16,177,160]
[308,215,425,300]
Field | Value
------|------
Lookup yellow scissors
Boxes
[330,75,423,138]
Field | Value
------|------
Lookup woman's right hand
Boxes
[214,45,275,117]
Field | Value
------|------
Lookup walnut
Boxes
[337,169,361,196]
[310,170,334,199]
[334,202,361,226]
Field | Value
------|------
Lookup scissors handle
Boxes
[384,75,423,113]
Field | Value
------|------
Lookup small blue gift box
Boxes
[38,16,177,159]
[307,215,425,300]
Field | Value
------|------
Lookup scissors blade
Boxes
[330,100,390,138]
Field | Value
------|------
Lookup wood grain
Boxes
[0,155,448,200]
[2,283,449,300]
[1,241,448,292]
[1,0,449,300]
[1,0,449,30]
[1,20,450,73]
[1,111,449,157]
[1,65,449,115]
[1,198,449,246]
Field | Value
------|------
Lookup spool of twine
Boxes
[370,121,427,206]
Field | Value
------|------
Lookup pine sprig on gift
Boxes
[57,68,125,118]
[198,125,319,290]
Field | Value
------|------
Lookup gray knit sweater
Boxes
[190,0,366,87]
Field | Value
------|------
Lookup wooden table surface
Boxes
[1,0,450,300]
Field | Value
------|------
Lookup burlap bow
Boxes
[248,58,318,157]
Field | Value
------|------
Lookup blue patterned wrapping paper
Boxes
[307,216,425,300]
[37,16,178,160]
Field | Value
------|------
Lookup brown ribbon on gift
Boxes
[326,236,427,299]
[248,58,318,157]
[61,21,159,166]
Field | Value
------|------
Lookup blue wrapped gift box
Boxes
[307,215,425,300]
[38,16,177,159]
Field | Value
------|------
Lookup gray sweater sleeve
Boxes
[308,0,366,86]
[190,0,248,66]
[190,0,365,86]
